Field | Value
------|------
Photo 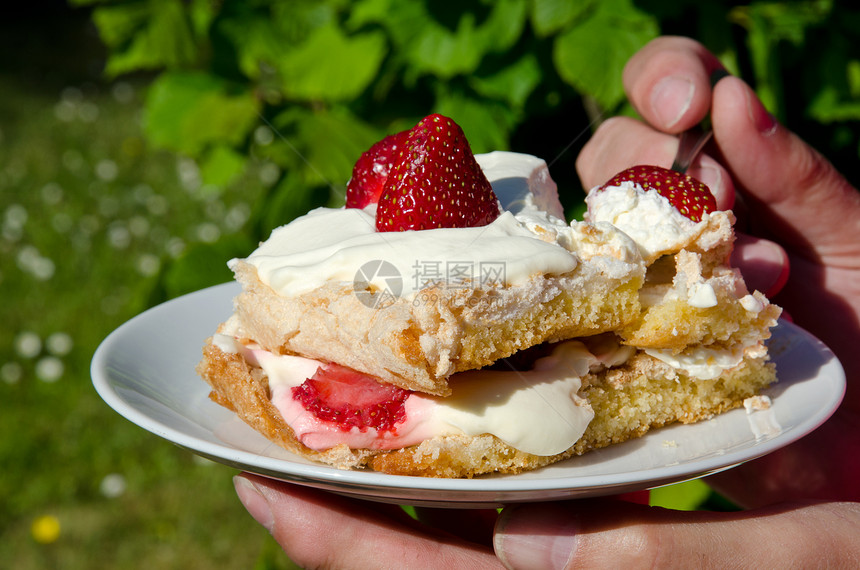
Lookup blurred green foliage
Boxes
[74,0,860,295]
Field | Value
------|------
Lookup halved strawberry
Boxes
[600,165,717,222]
[291,363,409,432]
[346,130,409,209]
[375,113,501,232]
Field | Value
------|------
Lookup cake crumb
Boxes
[662,440,678,448]
[743,395,772,413]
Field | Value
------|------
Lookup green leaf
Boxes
[94,0,199,77]
[218,14,287,81]
[144,71,260,156]
[279,24,387,101]
[350,0,527,80]
[199,145,247,188]
[553,0,658,111]
[531,0,595,37]
[434,92,516,154]
[649,479,712,511]
[469,52,542,110]
[272,107,383,192]
[91,2,150,48]
[259,177,331,234]
[161,235,254,298]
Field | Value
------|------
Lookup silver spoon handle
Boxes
[670,125,713,174]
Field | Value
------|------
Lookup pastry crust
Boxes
[198,340,776,478]
[229,255,644,396]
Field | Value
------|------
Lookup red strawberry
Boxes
[600,165,717,222]
[375,113,500,232]
[291,363,409,432]
[346,130,409,209]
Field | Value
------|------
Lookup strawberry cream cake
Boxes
[197,114,780,478]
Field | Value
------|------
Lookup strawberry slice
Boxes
[346,130,409,209]
[291,363,409,432]
[375,113,500,232]
[600,165,717,222]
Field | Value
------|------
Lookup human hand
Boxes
[234,473,860,569]
[233,36,860,569]
[577,35,860,507]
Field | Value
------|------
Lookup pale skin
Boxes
[233,37,860,569]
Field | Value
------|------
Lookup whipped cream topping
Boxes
[241,208,578,299]
[475,151,566,222]
[236,152,642,300]
[214,334,604,456]
[585,182,708,262]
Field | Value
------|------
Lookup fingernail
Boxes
[234,476,275,533]
[696,164,722,195]
[494,505,578,570]
[650,76,695,129]
[744,85,778,136]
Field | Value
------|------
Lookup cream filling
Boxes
[214,334,605,456]
[644,339,766,380]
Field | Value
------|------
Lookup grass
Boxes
[0,11,296,567]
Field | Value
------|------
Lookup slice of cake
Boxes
[197,114,780,478]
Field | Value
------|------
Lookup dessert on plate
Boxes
[197,113,780,478]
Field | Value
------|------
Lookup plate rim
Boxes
[91,282,847,502]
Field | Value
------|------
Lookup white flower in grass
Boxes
[196,222,220,243]
[177,158,201,192]
[107,223,131,249]
[128,216,150,238]
[259,162,280,186]
[5,203,27,226]
[41,182,64,205]
[54,100,76,122]
[100,473,127,498]
[146,194,168,216]
[254,125,274,146]
[166,237,185,258]
[95,159,118,182]
[46,332,73,356]
[36,356,63,383]
[137,253,160,276]
[1,362,23,384]
[112,82,134,104]
[61,86,83,103]
[224,203,250,231]
[78,102,99,123]
[17,245,55,280]
[14,331,41,358]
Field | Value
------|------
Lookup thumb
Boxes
[711,76,860,264]
[493,500,860,569]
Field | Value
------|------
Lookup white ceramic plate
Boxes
[92,282,845,508]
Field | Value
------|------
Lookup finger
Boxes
[494,500,860,569]
[711,76,860,263]
[576,116,735,209]
[623,36,725,133]
[730,233,790,297]
[413,507,499,547]
[233,475,501,569]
